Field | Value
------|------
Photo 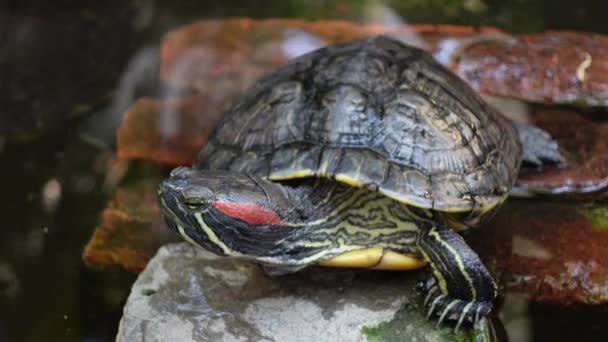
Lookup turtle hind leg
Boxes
[416,223,496,329]
[514,122,565,167]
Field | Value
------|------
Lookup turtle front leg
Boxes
[417,223,496,329]
[514,121,564,166]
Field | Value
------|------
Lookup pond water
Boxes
[1,1,608,341]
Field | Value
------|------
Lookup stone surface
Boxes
[116,243,494,342]
[468,200,608,305]
[453,31,608,107]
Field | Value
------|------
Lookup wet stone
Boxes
[159,19,500,94]
[116,243,494,342]
[162,19,608,107]
[453,31,608,107]
[467,199,608,305]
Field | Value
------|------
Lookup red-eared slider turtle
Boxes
[158,36,563,328]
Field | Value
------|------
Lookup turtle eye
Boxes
[181,186,215,211]
[186,203,202,210]
[183,197,208,211]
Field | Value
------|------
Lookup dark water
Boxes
[1,1,608,341]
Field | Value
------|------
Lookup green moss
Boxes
[361,316,488,342]
[360,321,390,341]
[452,325,486,342]
[360,284,493,341]
[579,204,608,230]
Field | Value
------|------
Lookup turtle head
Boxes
[158,167,295,257]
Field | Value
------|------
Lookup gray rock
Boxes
[116,243,495,342]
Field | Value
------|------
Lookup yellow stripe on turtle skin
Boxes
[176,224,207,251]
[417,246,450,298]
[159,197,211,252]
[284,185,378,229]
[428,226,477,301]
[318,247,426,270]
[333,173,473,217]
[194,212,237,256]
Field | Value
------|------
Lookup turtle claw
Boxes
[421,282,493,329]
[454,302,473,333]
[424,285,439,307]
[436,300,458,327]
[475,305,483,325]
[426,295,443,320]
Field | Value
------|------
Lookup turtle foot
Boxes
[515,122,565,167]
[421,283,493,331]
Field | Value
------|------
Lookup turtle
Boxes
[158,36,563,329]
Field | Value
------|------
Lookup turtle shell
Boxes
[197,36,522,213]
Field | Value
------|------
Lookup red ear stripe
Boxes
[211,201,282,225]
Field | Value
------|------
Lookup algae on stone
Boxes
[579,204,608,230]
[361,298,495,342]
